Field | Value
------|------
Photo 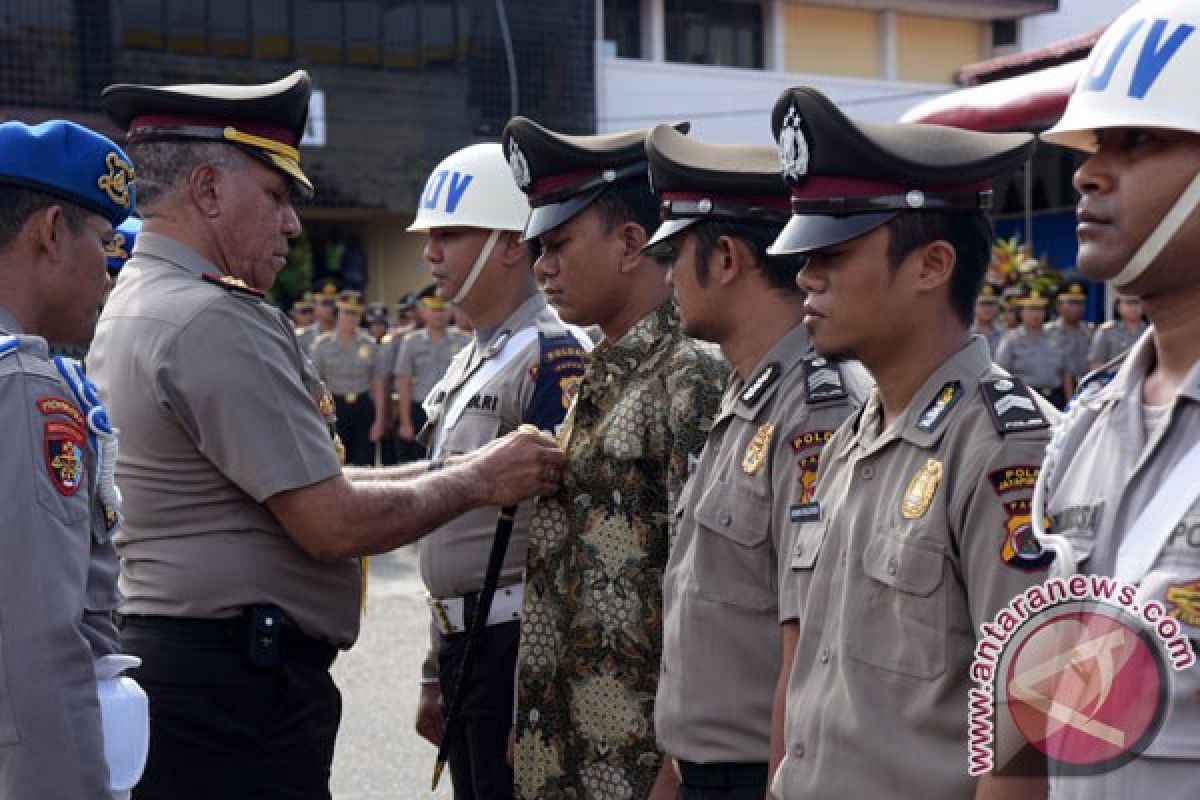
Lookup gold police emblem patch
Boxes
[1166,580,1200,627]
[97,152,134,208]
[901,458,942,519]
[742,423,775,476]
[105,231,129,261]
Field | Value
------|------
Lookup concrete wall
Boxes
[782,5,879,78]
[895,13,983,83]
[1020,0,1134,50]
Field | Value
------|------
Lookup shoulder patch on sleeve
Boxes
[202,272,266,299]
[981,377,1050,434]
[523,331,588,431]
[802,356,847,404]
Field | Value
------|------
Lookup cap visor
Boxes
[767,212,897,256]
[643,218,699,255]
[523,188,606,240]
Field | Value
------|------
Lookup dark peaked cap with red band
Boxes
[502,116,689,240]
[644,124,790,252]
[101,70,314,198]
[768,87,1033,256]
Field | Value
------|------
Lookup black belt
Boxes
[117,611,338,670]
[676,760,768,789]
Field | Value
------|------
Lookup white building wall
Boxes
[1019,0,1135,50]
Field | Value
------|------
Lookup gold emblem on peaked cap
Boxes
[902,458,943,520]
[743,423,775,476]
[97,152,135,208]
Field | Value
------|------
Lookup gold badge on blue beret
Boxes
[106,216,142,273]
[0,120,135,226]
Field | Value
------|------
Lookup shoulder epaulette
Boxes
[802,356,848,404]
[1068,354,1125,410]
[0,334,18,360]
[381,332,394,345]
[980,377,1050,435]
[202,273,266,299]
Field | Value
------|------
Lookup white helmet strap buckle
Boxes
[452,229,502,305]
[1112,170,1200,288]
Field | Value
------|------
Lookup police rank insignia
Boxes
[742,423,775,475]
[901,458,942,519]
[802,357,846,403]
[97,151,134,208]
[1165,580,1200,627]
[45,419,86,496]
[916,381,962,433]
[982,378,1049,434]
[741,362,780,407]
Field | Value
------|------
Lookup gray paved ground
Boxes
[331,544,453,800]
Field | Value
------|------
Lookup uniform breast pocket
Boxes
[692,478,774,610]
[445,411,503,456]
[845,527,948,680]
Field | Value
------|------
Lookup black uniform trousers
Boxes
[396,401,428,463]
[676,761,768,800]
[438,616,519,800]
[118,614,341,800]
[334,393,375,466]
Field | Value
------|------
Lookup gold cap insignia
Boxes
[105,231,129,261]
[97,152,135,208]
[901,458,943,520]
[742,422,775,476]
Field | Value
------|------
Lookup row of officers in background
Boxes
[970,280,1147,407]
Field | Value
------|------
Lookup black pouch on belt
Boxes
[245,604,283,668]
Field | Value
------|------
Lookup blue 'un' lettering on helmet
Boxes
[444,173,474,213]
[422,170,449,209]
[420,170,474,213]
[1083,16,1195,100]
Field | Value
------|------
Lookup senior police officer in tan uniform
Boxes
[0,120,146,800]
[1034,2,1200,796]
[310,291,383,465]
[1045,280,1093,384]
[407,142,590,800]
[766,87,1059,800]
[641,126,872,799]
[996,289,1073,407]
[87,72,567,800]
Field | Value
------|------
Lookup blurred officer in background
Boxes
[971,281,1006,355]
[88,71,566,800]
[1036,1,1200,795]
[503,116,728,800]
[1045,280,1093,385]
[311,290,382,465]
[298,279,339,353]
[1089,293,1148,369]
[642,125,871,799]
[996,289,1073,407]
[767,86,1057,800]
[407,142,590,800]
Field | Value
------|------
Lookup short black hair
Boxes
[0,185,89,249]
[691,218,803,292]
[884,210,992,326]
[592,178,660,236]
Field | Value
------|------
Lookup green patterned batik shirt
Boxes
[514,301,728,799]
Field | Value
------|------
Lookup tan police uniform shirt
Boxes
[996,326,1067,392]
[0,307,120,800]
[394,327,470,405]
[1045,330,1200,800]
[88,233,360,648]
[774,337,1059,800]
[310,329,377,397]
[1089,320,1148,366]
[971,322,1006,357]
[1046,319,1093,382]
[656,325,871,765]
[296,323,324,354]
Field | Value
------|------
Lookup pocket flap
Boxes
[693,478,770,548]
[863,531,945,597]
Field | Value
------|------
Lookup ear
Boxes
[913,239,956,294]
[499,230,529,267]
[189,162,222,218]
[27,205,67,263]
[616,221,650,274]
[716,235,756,287]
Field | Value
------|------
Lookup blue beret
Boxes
[105,216,142,273]
[0,120,135,226]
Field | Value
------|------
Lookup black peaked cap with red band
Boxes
[768,86,1034,256]
[502,116,689,240]
[644,124,790,252]
[101,70,314,198]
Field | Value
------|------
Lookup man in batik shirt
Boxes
[503,117,728,799]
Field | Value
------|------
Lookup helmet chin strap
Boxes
[1111,171,1200,288]
[451,229,502,305]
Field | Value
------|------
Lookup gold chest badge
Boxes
[358,344,371,360]
[901,458,943,519]
[742,423,775,476]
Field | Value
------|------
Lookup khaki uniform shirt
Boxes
[996,327,1067,391]
[296,323,324,354]
[1089,320,1148,366]
[1045,330,1200,800]
[774,337,1059,800]
[0,307,120,800]
[88,233,360,647]
[656,325,871,764]
[394,327,470,405]
[310,329,377,396]
[1046,319,1094,382]
[971,322,1006,357]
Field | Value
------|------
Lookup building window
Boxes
[604,0,641,59]
[664,0,763,68]
[992,19,1018,49]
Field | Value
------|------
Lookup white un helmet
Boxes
[1043,0,1200,287]
[408,143,532,304]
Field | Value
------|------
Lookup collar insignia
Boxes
[915,381,962,433]
[486,330,512,359]
[202,272,266,298]
[741,362,780,407]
